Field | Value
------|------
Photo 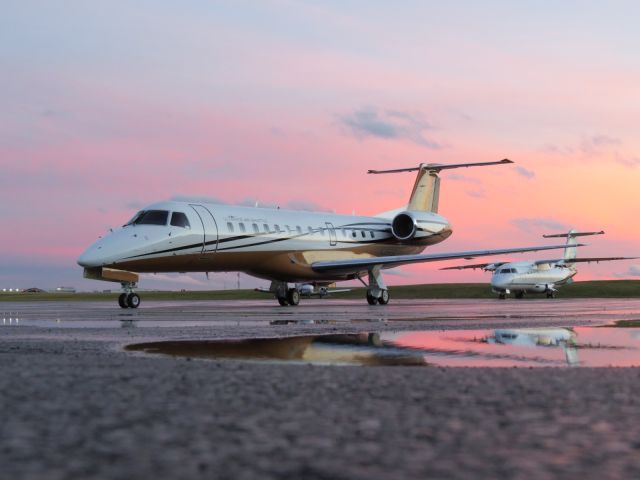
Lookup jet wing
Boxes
[311,244,582,275]
[440,262,506,271]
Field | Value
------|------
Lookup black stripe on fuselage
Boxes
[121,221,420,260]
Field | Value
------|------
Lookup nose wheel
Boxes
[118,283,140,309]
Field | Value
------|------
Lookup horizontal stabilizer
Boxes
[543,231,604,238]
[368,159,512,175]
[312,243,582,275]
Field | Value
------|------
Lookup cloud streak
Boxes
[510,217,571,234]
[338,107,442,148]
[514,166,535,179]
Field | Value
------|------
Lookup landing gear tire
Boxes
[546,292,556,299]
[378,290,390,305]
[366,293,378,305]
[515,291,525,299]
[118,293,129,309]
[127,293,140,309]
[498,293,506,300]
[286,288,300,306]
[277,296,289,306]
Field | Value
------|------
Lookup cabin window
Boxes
[361,231,366,238]
[369,231,375,239]
[239,223,246,233]
[227,222,234,233]
[352,231,357,238]
[131,210,169,226]
[296,226,302,234]
[307,226,313,234]
[274,224,281,233]
[263,224,270,233]
[284,225,291,233]
[170,212,191,228]
[252,223,259,233]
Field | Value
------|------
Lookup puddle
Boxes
[127,326,640,367]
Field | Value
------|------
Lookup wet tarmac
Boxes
[2,298,640,479]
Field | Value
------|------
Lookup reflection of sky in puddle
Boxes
[127,327,640,367]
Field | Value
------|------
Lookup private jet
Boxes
[442,230,636,299]
[78,159,575,308]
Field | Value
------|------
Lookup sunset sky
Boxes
[2,1,639,290]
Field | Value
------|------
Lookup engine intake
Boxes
[391,212,418,240]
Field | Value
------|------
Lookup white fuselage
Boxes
[490,261,577,294]
[78,201,452,283]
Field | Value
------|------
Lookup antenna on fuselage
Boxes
[367,159,513,213]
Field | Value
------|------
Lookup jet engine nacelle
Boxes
[391,211,420,240]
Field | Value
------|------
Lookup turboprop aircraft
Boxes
[78,159,577,308]
[442,230,636,299]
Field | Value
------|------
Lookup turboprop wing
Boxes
[440,262,507,271]
[311,243,585,276]
[538,256,638,266]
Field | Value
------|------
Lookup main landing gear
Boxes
[118,282,140,309]
[272,282,301,306]
[359,267,389,306]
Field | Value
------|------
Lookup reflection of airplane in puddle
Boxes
[127,333,426,366]
[490,328,579,366]
[79,159,574,309]
[443,230,636,299]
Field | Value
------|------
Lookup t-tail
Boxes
[368,159,513,213]
[543,230,605,262]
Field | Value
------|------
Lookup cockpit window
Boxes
[170,212,191,228]
[131,210,169,226]
[499,268,515,274]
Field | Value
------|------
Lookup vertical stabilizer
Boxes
[408,167,441,212]
[564,229,578,262]
[542,230,605,263]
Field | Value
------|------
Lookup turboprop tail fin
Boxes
[542,230,604,262]
[368,159,512,213]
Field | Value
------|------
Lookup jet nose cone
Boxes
[77,244,107,267]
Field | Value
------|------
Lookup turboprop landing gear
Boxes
[546,291,557,299]
[359,267,389,306]
[119,282,140,309]
[515,291,525,299]
[498,293,506,300]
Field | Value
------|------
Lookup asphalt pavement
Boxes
[2,298,640,479]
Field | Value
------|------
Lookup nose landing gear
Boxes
[118,282,140,309]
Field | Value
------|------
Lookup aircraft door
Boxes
[189,204,219,253]
[325,222,337,247]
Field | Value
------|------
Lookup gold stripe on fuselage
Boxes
[112,231,450,282]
